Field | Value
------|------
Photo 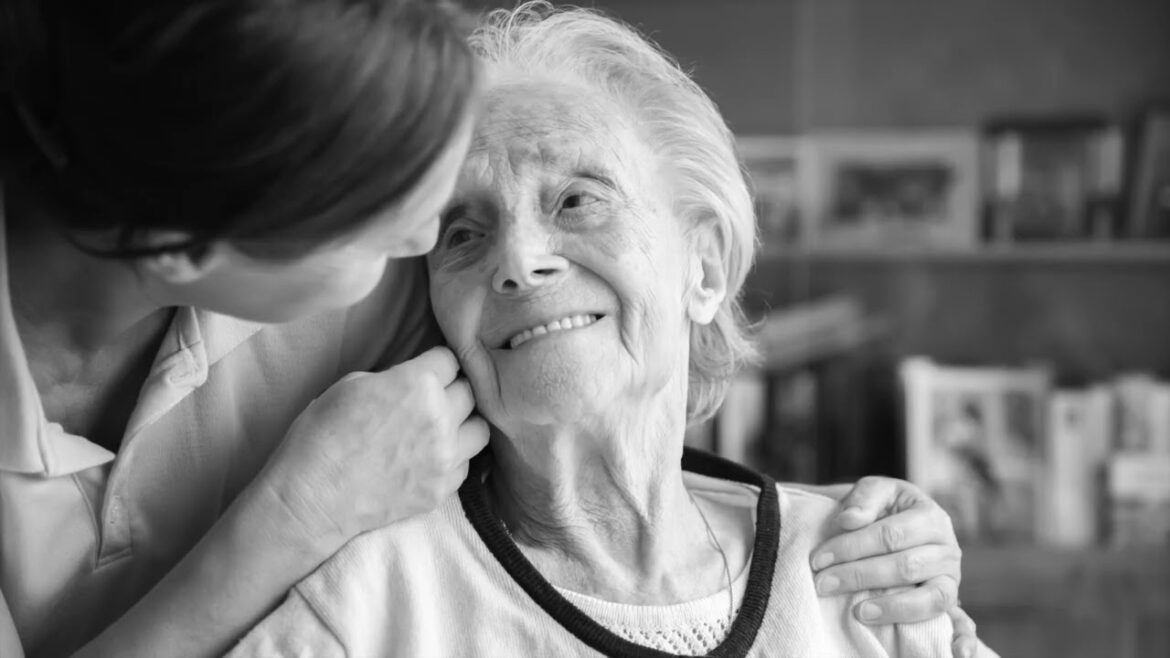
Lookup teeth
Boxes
[508,314,599,349]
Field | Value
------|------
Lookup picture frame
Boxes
[982,115,1119,242]
[798,131,981,249]
[900,357,1052,545]
[1127,107,1170,239]
[737,135,803,250]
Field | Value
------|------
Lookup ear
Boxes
[685,225,728,326]
[136,231,227,285]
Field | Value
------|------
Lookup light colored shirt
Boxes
[231,450,996,658]
[0,188,439,657]
[556,550,750,655]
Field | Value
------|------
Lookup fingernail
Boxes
[858,602,882,621]
[840,506,864,519]
[816,575,840,595]
[811,552,834,570]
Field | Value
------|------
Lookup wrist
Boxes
[233,472,349,565]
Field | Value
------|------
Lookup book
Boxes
[1106,452,1170,547]
[1041,388,1112,547]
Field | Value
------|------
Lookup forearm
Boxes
[74,481,343,658]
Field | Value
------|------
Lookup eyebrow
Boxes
[438,201,473,233]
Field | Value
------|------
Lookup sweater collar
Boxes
[459,447,780,658]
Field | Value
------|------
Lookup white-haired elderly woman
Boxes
[232,4,996,657]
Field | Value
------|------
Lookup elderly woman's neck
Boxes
[492,434,687,536]
[487,407,741,603]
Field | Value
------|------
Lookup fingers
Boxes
[445,378,476,421]
[849,574,961,625]
[948,605,979,658]
[835,476,901,530]
[456,414,490,461]
[405,346,460,385]
[814,544,961,595]
[812,506,957,569]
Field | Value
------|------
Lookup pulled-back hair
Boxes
[0,0,477,259]
[470,1,758,424]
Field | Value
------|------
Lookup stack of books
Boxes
[1044,373,1170,548]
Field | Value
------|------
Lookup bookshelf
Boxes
[757,243,1170,264]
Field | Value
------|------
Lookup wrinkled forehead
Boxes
[459,81,644,186]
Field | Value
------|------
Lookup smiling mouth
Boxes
[506,314,603,350]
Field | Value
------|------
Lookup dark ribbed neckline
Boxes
[458,447,780,658]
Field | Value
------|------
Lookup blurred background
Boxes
[466,1,1170,656]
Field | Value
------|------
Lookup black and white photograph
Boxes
[1,1,1167,657]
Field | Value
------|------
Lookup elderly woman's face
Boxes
[427,82,698,427]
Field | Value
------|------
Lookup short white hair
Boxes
[470,1,758,423]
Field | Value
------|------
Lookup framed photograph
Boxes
[900,357,1052,544]
[737,135,803,249]
[798,131,980,249]
[1127,107,1170,239]
[983,115,1119,241]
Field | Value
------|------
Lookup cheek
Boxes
[430,275,481,352]
[313,253,388,304]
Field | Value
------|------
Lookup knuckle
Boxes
[899,552,923,582]
[437,437,461,465]
[880,522,905,552]
[844,567,866,593]
[417,370,443,395]
[897,477,926,496]
[932,579,959,611]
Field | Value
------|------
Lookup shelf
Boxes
[959,545,1170,617]
[757,243,1170,263]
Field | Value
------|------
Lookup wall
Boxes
[472,0,1170,131]
[790,0,1170,128]
[467,0,798,133]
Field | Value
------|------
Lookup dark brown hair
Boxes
[1,0,477,259]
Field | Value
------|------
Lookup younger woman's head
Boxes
[1,0,478,321]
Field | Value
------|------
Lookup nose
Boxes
[491,221,568,294]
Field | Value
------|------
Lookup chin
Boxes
[497,364,609,426]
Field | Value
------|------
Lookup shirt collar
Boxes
[119,307,263,440]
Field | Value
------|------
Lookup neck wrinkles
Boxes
[488,391,724,602]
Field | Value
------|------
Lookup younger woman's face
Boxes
[152,119,473,323]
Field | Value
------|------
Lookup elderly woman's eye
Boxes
[443,227,479,248]
[560,191,600,210]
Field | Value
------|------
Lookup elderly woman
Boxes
[231,4,993,657]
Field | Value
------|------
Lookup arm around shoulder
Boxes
[73,479,346,658]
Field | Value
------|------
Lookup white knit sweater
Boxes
[231,450,998,658]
